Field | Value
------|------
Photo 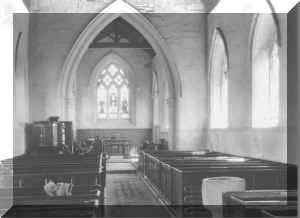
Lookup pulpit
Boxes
[25,117,73,154]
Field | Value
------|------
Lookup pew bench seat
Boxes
[222,190,297,218]
[0,185,105,217]
[139,150,297,217]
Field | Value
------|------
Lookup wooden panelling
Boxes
[139,150,297,217]
[77,129,152,147]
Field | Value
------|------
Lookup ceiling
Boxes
[89,17,155,56]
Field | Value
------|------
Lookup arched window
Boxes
[252,14,280,128]
[97,63,130,119]
[210,28,229,128]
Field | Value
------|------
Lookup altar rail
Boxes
[77,128,152,148]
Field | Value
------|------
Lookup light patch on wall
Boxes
[252,14,280,128]
[101,0,140,13]
[211,0,299,13]
[210,29,228,129]
[0,0,27,160]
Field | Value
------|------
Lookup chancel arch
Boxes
[58,1,181,145]
[209,28,229,129]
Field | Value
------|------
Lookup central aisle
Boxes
[105,174,161,205]
[103,159,172,217]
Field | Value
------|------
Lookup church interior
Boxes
[0,0,299,217]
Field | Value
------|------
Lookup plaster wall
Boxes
[29,14,93,121]
[287,4,299,166]
[14,13,30,157]
[147,13,208,150]
[28,0,209,13]
[206,13,288,162]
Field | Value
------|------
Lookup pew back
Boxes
[139,150,297,217]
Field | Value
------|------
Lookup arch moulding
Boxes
[58,4,182,120]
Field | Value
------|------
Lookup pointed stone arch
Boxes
[209,28,229,74]
[58,1,181,121]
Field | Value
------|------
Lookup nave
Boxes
[0,143,297,218]
[5,0,300,217]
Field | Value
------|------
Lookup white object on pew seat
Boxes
[191,151,207,155]
[215,156,247,162]
[44,180,57,196]
[44,179,74,197]
[202,177,246,206]
[56,182,73,196]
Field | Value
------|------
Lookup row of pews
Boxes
[0,146,107,217]
[139,149,297,217]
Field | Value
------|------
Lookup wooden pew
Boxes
[140,150,229,199]
[139,150,220,183]
[0,152,107,217]
[2,153,106,188]
[170,161,289,205]
[0,184,104,217]
[222,190,297,218]
[140,150,297,217]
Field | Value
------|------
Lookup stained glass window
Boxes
[97,63,129,119]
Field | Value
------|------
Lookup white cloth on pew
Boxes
[44,180,73,197]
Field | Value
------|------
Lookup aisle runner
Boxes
[105,174,171,217]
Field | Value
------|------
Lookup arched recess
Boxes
[209,28,229,129]
[250,12,281,128]
[85,52,137,126]
[152,70,160,143]
[151,55,176,147]
[58,0,181,142]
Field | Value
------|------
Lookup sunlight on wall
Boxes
[252,14,280,128]
[210,29,228,129]
[101,0,140,13]
[0,0,27,160]
[211,0,299,13]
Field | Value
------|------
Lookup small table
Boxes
[103,139,132,157]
